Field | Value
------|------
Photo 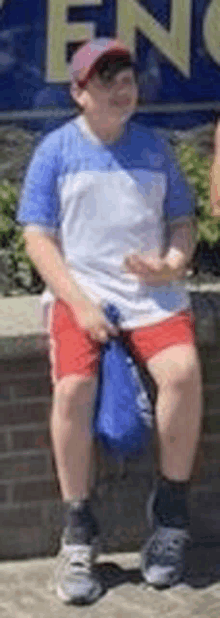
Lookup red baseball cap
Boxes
[69,37,133,89]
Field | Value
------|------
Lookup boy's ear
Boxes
[70,82,87,108]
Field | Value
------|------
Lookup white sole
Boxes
[56,581,103,605]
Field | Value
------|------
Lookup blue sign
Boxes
[0,0,219,130]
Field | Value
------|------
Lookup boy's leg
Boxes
[127,312,203,587]
[49,300,103,604]
[147,343,202,483]
[50,373,98,502]
[50,374,103,605]
[142,342,202,587]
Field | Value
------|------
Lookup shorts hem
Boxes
[145,338,196,362]
[120,307,192,331]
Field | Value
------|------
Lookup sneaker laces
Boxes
[54,537,103,604]
[149,528,190,562]
[69,544,92,573]
[58,541,97,578]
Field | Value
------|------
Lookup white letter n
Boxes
[117,0,192,78]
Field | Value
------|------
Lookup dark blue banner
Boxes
[0,0,219,129]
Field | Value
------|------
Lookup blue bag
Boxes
[93,304,153,458]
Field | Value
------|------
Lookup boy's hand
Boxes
[74,297,118,343]
[123,254,186,285]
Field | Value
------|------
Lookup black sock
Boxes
[153,476,190,529]
[62,498,100,544]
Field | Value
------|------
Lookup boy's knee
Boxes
[149,345,202,391]
[171,349,202,391]
[55,373,97,402]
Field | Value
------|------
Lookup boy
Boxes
[17,38,202,605]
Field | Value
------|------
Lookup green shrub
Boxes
[175,141,220,247]
[0,180,44,295]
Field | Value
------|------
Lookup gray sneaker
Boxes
[54,532,103,604]
[141,482,191,588]
[141,525,191,588]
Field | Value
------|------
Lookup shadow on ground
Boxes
[93,539,220,593]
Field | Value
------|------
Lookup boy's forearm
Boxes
[24,231,89,310]
[164,220,196,272]
[210,120,220,216]
[210,155,220,217]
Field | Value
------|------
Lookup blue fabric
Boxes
[16,119,195,230]
[93,304,153,458]
[18,135,61,232]
[17,117,194,330]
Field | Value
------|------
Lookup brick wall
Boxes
[0,353,58,558]
[0,291,220,558]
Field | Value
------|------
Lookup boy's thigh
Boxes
[126,310,201,388]
[48,299,101,386]
[147,343,202,390]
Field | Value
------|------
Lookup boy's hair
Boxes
[91,54,137,85]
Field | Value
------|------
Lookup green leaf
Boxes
[174,141,220,247]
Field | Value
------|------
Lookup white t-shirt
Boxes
[17,115,195,330]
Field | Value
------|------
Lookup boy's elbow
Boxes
[23,228,32,248]
[23,228,36,252]
[23,226,49,244]
[23,227,46,256]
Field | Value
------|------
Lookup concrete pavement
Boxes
[1,543,220,618]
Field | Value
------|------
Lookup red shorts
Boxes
[49,299,196,384]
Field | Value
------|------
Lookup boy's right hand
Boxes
[74,298,119,343]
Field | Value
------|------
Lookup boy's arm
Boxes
[124,137,196,283]
[124,219,194,283]
[210,120,220,217]
[17,135,116,341]
[164,219,196,274]
[210,158,220,217]
[24,228,89,311]
[24,229,118,341]
[162,135,196,275]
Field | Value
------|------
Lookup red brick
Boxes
[195,460,220,485]
[0,453,48,480]
[190,490,220,510]
[204,389,220,414]
[0,355,50,378]
[203,361,220,385]
[12,428,50,451]
[200,347,220,364]
[0,505,42,527]
[0,401,51,426]
[0,485,7,502]
[204,414,220,434]
[13,479,59,502]
[202,440,220,461]
[0,526,48,559]
[11,378,50,399]
[0,434,7,452]
[0,385,11,402]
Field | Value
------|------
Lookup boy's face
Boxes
[73,64,138,129]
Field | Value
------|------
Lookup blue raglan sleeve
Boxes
[161,137,196,226]
[16,132,61,234]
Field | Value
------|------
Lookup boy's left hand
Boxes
[123,254,185,285]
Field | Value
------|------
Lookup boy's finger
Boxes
[124,254,139,265]
[107,324,119,337]
[128,254,141,265]
[99,330,109,342]
[129,255,156,270]
[91,328,108,343]
[125,255,144,269]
